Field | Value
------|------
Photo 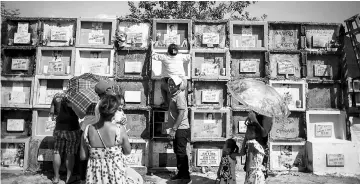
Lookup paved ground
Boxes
[2,171,360,184]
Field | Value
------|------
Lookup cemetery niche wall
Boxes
[1,16,357,175]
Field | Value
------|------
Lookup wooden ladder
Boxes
[345,14,360,70]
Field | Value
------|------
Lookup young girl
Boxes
[217,139,239,184]
[152,44,189,107]
[112,95,127,126]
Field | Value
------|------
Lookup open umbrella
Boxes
[66,73,122,116]
[227,79,290,117]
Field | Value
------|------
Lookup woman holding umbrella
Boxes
[234,111,272,184]
[227,79,289,184]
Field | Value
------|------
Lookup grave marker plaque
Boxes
[125,61,142,74]
[124,91,141,103]
[272,30,297,49]
[326,154,344,167]
[197,149,221,166]
[11,59,29,70]
[9,91,26,104]
[17,22,29,33]
[201,91,219,103]
[50,28,68,41]
[312,36,328,48]
[314,64,332,77]
[315,124,333,137]
[48,61,65,74]
[239,59,258,73]
[202,33,220,45]
[14,33,31,44]
[6,119,25,132]
[278,60,295,75]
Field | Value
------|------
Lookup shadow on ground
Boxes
[144,171,219,184]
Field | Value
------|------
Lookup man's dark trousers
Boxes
[173,129,190,178]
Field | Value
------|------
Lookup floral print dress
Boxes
[219,155,237,184]
[84,125,127,184]
[244,139,266,184]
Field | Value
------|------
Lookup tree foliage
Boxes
[1,2,20,18]
[126,1,266,21]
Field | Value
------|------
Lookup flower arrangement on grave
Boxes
[114,30,128,49]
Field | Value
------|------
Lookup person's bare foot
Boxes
[52,177,60,184]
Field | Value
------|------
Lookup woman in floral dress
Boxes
[80,95,131,184]
[231,111,272,184]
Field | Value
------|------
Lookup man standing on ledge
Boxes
[168,75,191,184]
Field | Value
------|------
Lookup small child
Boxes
[217,139,239,184]
[112,95,128,130]
[152,44,189,107]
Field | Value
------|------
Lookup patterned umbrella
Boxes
[227,79,290,117]
[66,73,122,116]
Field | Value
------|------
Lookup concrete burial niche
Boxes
[2,49,36,76]
[36,47,75,76]
[152,80,164,107]
[307,83,341,109]
[152,110,169,139]
[306,140,360,175]
[115,50,149,79]
[32,109,54,137]
[1,77,33,108]
[33,76,70,108]
[193,81,228,108]
[304,111,360,175]
[149,140,177,170]
[268,53,301,79]
[304,24,340,51]
[231,110,249,135]
[152,19,191,52]
[269,80,306,111]
[27,136,55,172]
[190,107,230,142]
[269,141,306,171]
[270,112,306,141]
[123,109,150,139]
[191,49,230,80]
[306,54,341,80]
[1,109,32,138]
[114,79,149,109]
[41,18,76,47]
[117,20,150,49]
[3,18,39,46]
[229,21,268,51]
[231,51,266,79]
[1,138,30,172]
[76,18,116,48]
[193,20,227,49]
[305,110,346,141]
[268,22,301,50]
[124,140,149,175]
[75,48,114,77]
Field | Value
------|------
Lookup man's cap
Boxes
[95,80,112,95]
[168,75,183,86]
